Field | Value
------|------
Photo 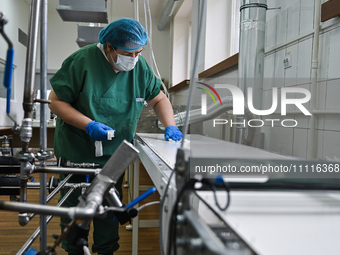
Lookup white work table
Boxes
[133,133,340,255]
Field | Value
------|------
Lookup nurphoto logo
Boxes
[198,83,312,128]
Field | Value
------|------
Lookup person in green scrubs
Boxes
[48,18,182,255]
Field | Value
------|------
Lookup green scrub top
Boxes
[50,43,161,167]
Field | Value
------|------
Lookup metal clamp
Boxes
[240,3,268,11]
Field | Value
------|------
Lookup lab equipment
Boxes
[135,133,340,255]
[0,140,158,254]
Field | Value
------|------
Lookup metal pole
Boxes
[39,0,48,250]
[133,0,139,21]
[28,174,74,220]
[16,188,75,255]
[307,0,321,159]
[132,158,140,255]
[181,0,207,147]
[19,0,42,227]
[33,166,99,175]
[237,0,267,143]
[23,0,41,119]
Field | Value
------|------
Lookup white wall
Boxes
[0,0,30,127]
[139,18,171,86]
[171,0,236,100]
[42,10,79,70]
[205,0,231,70]
[172,16,191,86]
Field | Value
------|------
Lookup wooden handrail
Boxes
[321,0,340,22]
[169,53,239,93]
[199,53,239,79]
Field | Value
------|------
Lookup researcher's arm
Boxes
[147,91,176,128]
[148,91,183,141]
[49,90,114,141]
[48,89,91,130]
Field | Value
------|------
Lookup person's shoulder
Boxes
[135,55,152,71]
[66,43,99,61]
[136,55,146,64]
[80,43,99,53]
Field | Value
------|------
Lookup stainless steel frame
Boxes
[0,140,139,253]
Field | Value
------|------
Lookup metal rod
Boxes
[307,0,321,160]
[23,0,41,118]
[40,0,48,154]
[1,141,138,219]
[83,140,139,210]
[157,0,179,31]
[39,0,48,249]
[133,0,139,21]
[28,174,73,220]
[181,0,207,147]
[0,200,74,218]
[16,188,75,255]
[46,174,72,203]
[237,0,267,143]
[0,198,126,219]
[33,166,99,175]
[18,0,41,226]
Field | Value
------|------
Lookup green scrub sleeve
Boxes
[50,55,85,104]
[144,68,161,102]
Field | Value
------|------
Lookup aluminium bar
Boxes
[39,0,48,249]
[33,166,99,175]
[16,188,75,255]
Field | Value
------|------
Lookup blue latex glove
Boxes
[85,121,114,141]
[164,126,183,141]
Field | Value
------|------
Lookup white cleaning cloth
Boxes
[95,130,115,157]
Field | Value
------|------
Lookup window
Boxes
[172,0,193,86]
[230,0,240,55]
[172,0,240,86]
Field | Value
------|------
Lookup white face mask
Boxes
[110,48,139,71]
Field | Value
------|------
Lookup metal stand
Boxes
[0,140,150,254]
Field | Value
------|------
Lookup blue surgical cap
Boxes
[98,18,148,51]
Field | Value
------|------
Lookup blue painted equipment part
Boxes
[4,48,14,88]
[6,87,11,114]
[24,248,38,255]
[4,48,14,114]
[126,187,156,210]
